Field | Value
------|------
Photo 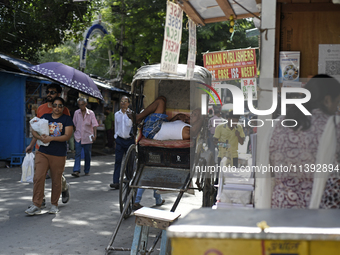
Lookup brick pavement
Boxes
[0,155,202,255]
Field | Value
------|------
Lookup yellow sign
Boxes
[265,240,308,255]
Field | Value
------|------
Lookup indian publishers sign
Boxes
[160,1,183,74]
[203,49,257,81]
[185,19,196,79]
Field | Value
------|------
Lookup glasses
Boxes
[46,90,57,95]
[52,104,64,108]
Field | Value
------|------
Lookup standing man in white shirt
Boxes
[110,96,134,189]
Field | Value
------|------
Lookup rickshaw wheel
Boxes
[200,152,216,207]
[202,177,215,207]
[119,144,137,219]
[194,156,215,207]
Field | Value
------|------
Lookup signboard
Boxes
[203,49,257,81]
[318,44,340,82]
[279,51,300,83]
[282,81,302,88]
[241,78,257,100]
[160,1,183,74]
[79,22,113,70]
[185,19,196,79]
[264,240,308,255]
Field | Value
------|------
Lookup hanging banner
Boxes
[241,78,257,101]
[203,49,257,81]
[160,1,183,74]
[185,19,196,79]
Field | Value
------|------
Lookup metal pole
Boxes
[108,49,113,80]
[105,190,135,253]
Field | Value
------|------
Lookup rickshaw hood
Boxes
[131,64,212,87]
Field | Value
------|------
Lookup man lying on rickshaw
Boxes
[129,96,203,210]
[132,96,203,140]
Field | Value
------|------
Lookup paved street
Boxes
[0,155,202,255]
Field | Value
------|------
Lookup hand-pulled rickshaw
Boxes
[106,63,215,253]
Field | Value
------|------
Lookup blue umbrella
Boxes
[30,62,104,100]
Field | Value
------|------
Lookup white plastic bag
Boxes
[21,153,35,183]
[29,117,50,146]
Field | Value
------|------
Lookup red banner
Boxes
[203,49,257,81]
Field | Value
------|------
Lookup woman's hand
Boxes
[25,144,34,153]
[41,134,53,143]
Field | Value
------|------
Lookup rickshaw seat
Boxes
[136,108,192,148]
[139,137,193,148]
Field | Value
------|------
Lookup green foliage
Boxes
[103,0,167,82]
[36,0,259,84]
[0,0,100,62]
[84,33,114,79]
[101,0,258,83]
[195,19,258,64]
[38,41,80,68]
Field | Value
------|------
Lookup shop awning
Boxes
[0,53,36,74]
[92,78,129,93]
[175,0,261,25]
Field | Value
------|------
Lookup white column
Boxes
[254,0,277,208]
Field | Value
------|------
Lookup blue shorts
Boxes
[143,113,168,139]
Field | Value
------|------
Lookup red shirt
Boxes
[37,103,70,118]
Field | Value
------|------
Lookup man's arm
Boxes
[124,112,133,127]
[213,125,221,145]
[235,127,245,145]
[92,126,97,142]
[182,115,203,140]
[190,116,203,138]
[169,113,190,124]
[111,113,114,132]
[91,111,99,142]
[73,112,77,132]
[114,113,118,139]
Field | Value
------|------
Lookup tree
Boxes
[0,0,100,62]
[38,19,115,80]
[102,0,167,83]
[102,0,258,83]
[37,0,258,83]
[38,41,80,68]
